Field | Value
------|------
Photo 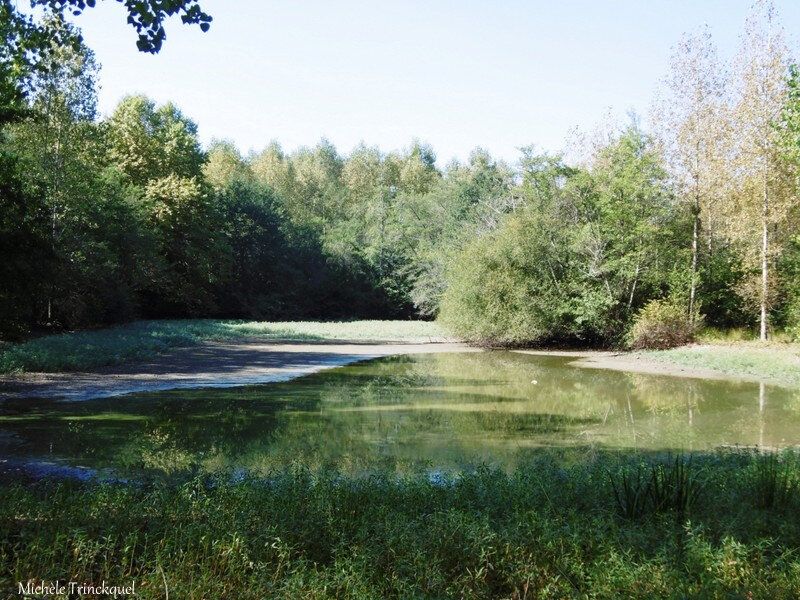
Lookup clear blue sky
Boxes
[67,0,800,166]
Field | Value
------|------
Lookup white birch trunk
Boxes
[760,169,768,341]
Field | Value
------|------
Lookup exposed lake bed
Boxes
[2,349,797,480]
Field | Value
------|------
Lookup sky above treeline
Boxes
[66,0,800,167]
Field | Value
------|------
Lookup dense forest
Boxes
[1,1,800,346]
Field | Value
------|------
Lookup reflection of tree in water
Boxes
[0,385,321,474]
[2,352,800,477]
[139,427,196,472]
[624,371,800,450]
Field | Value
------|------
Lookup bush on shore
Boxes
[437,212,576,347]
[437,126,688,349]
[630,299,700,350]
[786,298,800,342]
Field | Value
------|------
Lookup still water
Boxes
[1,352,798,476]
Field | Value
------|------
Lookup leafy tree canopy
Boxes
[32,0,211,53]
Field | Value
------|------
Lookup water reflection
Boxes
[1,352,798,476]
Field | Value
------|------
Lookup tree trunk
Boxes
[760,169,768,342]
[689,182,700,322]
[628,260,641,311]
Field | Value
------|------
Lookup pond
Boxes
[1,352,798,477]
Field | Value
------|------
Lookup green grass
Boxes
[0,319,448,374]
[2,450,799,598]
[640,341,800,387]
[696,327,796,344]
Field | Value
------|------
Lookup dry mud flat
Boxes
[0,340,478,401]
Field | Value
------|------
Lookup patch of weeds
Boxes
[610,463,651,519]
[751,451,798,510]
[649,454,702,515]
[610,454,703,519]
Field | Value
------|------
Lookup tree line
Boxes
[437,0,800,346]
[1,1,799,345]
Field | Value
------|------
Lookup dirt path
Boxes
[0,340,478,401]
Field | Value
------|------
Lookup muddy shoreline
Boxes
[0,340,479,401]
[0,341,771,402]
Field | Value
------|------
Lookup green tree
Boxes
[34,0,211,53]
[141,173,228,315]
[204,139,248,191]
[106,95,227,317]
[0,0,211,338]
[0,145,52,339]
[567,122,681,337]
[440,124,683,346]
[213,179,283,316]
[250,142,296,202]
[777,65,800,338]
[108,95,205,185]
[1,0,210,121]
[397,148,517,316]
[396,141,439,195]
[287,139,345,225]
[10,15,100,324]
[655,27,726,321]
[725,0,797,340]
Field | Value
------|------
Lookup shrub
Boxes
[437,211,614,346]
[438,213,573,346]
[630,299,699,350]
[786,299,800,342]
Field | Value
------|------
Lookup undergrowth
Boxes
[1,450,799,598]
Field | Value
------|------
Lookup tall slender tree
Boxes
[11,15,99,323]
[654,27,725,321]
[727,0,796,340]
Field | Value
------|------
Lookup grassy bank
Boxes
[2,451,800,598]
[0,320,448,374]
[642,341,800,387]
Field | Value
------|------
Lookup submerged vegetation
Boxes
[2,450,800,598]
[7,352,800,475]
